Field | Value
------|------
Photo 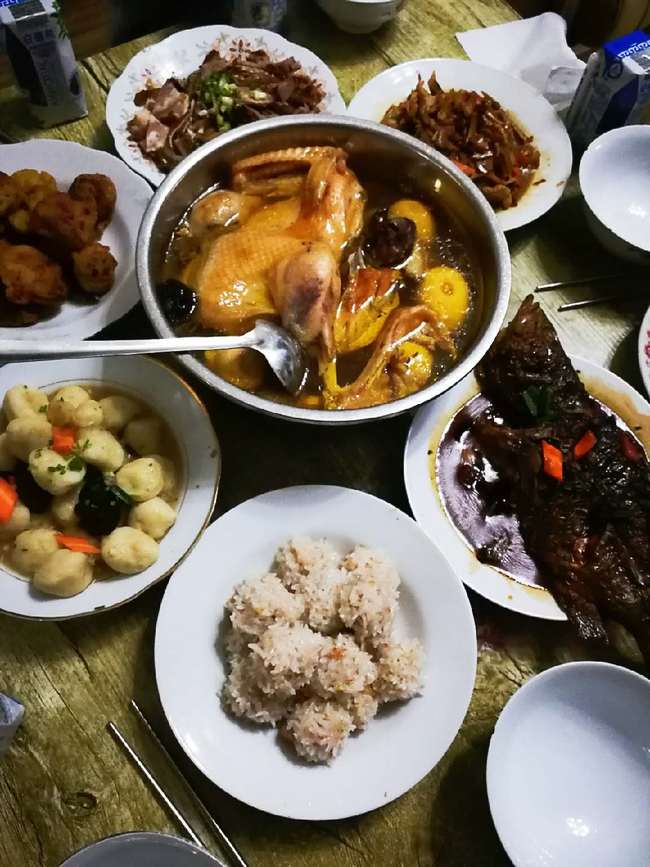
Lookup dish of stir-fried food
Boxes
[127,44,327,173]
[159,145,481,410]
[0,169,118,326]
[382,73,541,211]
[439,297,650,662]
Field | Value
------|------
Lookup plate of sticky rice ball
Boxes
[155,485,476,820]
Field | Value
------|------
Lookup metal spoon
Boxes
[0,320,308,395]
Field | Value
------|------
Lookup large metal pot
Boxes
[137,115,510,424]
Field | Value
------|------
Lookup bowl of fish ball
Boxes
[0,355,220,620]
[138,115,510,424]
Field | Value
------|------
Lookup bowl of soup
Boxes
[137,115,510,424]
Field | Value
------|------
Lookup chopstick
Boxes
[536,271,649,292]
[130,700,250,867]
[106,721,205,849]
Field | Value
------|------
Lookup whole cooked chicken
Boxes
[164,145,479,409]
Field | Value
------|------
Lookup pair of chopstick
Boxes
[107,700,249,867]
[536,271,649,311]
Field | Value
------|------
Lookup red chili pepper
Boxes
[542,441,563,481]
[451,158,477,178]
[574,430,597,459]
[619,431,644,463]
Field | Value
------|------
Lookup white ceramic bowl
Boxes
[59,832,226,866]
[0,356,221,621]
[487,662,650,867]
[579,126,650,263]
[316,0,403,33]
[155,485,477,820]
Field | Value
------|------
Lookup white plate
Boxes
[487,662,650,867]
[0,140,152,339]
[155,485,476,821]
[60,832,226,867]
[106,25,347,187]
[404,355,650,620]
[348,58,572,232]
[639,305,650,398]
[0,356,220,621]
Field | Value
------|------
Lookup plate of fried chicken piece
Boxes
[0,139,152,339]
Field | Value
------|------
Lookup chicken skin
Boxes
[30,191,98,252]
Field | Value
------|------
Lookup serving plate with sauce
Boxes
[404,356,650,619]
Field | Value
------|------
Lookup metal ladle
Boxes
[0,320,308,395]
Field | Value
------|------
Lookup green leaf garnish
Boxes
[521,385,551,421]
[111,485,132,506]
[67,455,84,472]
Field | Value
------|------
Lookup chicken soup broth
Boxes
[161,146,483,410]
[0,383,182,589]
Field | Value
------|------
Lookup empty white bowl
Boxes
[60,832,226,866]
[487,662,650,867]
[579,126,650,263]
[316,0,403,34]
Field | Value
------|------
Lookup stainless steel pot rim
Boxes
[137,114,511,425]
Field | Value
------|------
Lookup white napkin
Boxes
[456,12,585,112]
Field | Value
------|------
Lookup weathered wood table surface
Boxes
[1,2,648,866]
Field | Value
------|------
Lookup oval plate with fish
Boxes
[405,350,650,622]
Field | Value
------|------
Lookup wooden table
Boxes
[0,2,648,866]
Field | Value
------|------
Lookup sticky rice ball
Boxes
[283,698,354,763]
[101,526,158,574]
[12,528,59,576]
[222,652,288,725]
[374,639,424,703]
[274,536,340,591]
[73,399,103,428]
[226,572,305,638]
[51,486,80,529]
[32,549,92,597]
[5,416,52,462]
[3,385,48,421]
[249,622,325,697]
[311,634,377,698]
[339,691,379,731]
[338,545,400,649]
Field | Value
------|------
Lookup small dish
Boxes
[0,139,152,340]
[0,356,220,621]
[59,831,226,866]
[106,25,346,187]
[487,662,650,867]
[404,355,650,619]
[347,58,572,232]
[640,304,650,398]
[155,485,476,821]
[579,126,650,263]
[316,0,403,34]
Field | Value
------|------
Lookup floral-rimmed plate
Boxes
[348,58,572,232]
[404,356,650,620]
[106,25,347,186]
[0,140,152,340]
[639,305,650,399]
[155,485,476,821]
[0,356,220,621]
